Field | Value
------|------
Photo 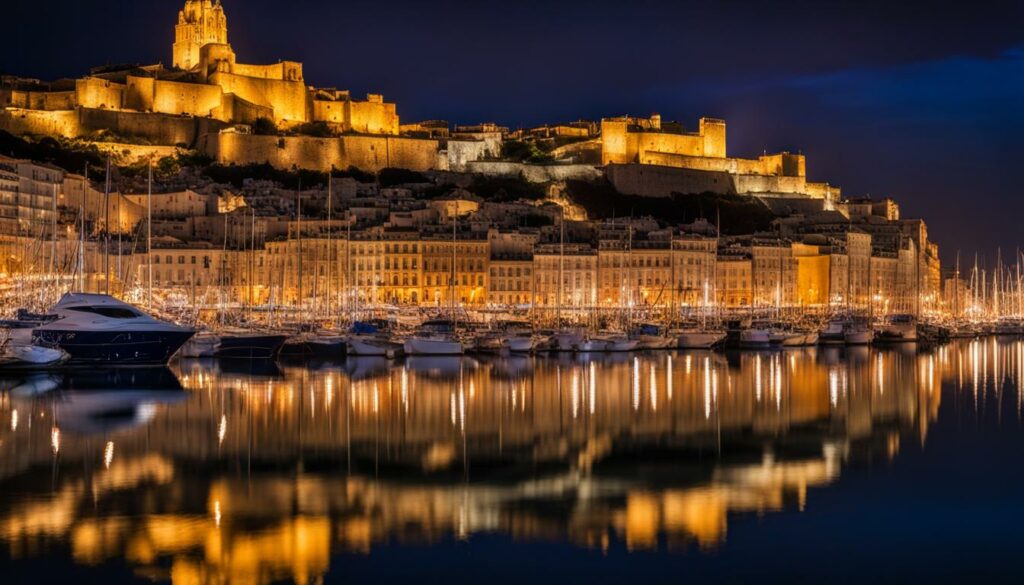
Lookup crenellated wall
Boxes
[312,97,400,135]
[601,116,726,165]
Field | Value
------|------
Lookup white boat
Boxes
[739,328,772,349]
[819,320,846,345]
[0,331,69,370]
[25,293,195,365]
[844,327,873,345]
[346,321,402,357]
[875,315,918,343]
[503,335,538,353]
[470,331,505,353]
[575,336,610,352]
[675,329,727,349]
[580,332,637,352]
[630,323,674,350]
[801,332,820,346]
[779,331,805,347]
[403,320,464,355]
[550,328,584,352]
[606,335,640,352]
[178,330,218,358]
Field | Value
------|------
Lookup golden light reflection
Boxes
[4,340,1024,580]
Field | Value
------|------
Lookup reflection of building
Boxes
[1,340,981,583]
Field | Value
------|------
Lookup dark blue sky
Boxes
[3,0,1023,264]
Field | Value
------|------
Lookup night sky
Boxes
[3,0,1022,265]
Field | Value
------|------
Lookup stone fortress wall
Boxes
[0,0,844,204]
[0,0,405,151]
[600,115,840,201]
[203,133,440,172]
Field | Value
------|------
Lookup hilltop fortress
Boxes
[2,0,836,202]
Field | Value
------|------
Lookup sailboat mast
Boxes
[50,183,57,278]
[557,210,564,327]
[327,174,333,321]
[297,179,303,309]
[954,251,960,319]
[79,164,86,292]
[147,158,153,308]
[103,157,111,295]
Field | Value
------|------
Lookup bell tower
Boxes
[172,0,229,71]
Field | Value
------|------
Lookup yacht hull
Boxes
[32,329,194,366]
[844,331,873,345]
[403,337,464,356]
[347,336,400,357]
[677,331,726,349]
[213,335,288,360]
[504,337,536,353]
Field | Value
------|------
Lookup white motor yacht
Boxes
[27,293,194,366]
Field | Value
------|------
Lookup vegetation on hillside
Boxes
[500,140,554,164]
[466,176,546,202]
[564,178,775,234]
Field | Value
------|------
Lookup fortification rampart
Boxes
[464,161,602,183]
[208,71,308,123]
[202,133,440,172]
[606,163,737,197]
[0,107,231,147]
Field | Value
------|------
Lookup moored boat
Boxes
[403,320,464,355]
[675,328,727,349]
[0,330,69,370]
[213,328,288,359]
[25,293,194,366]
[346,320,403,357]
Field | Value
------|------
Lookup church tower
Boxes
[172,0,229,71]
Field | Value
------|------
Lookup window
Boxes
[67,306,138,319]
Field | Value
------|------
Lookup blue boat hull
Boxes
[32,329,195,366]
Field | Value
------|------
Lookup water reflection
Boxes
[3,339,1022,582]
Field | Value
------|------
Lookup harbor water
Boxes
[1,340,1023,583]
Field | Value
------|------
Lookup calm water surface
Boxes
[2,341,1023,583]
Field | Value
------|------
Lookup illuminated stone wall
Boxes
[0,108,81,137]
[601,116,726,165]
[125,76,225,119]
[208,72,309,124]
[203,133,440,172]
[606,163,736,196]
[74,78,125,110]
